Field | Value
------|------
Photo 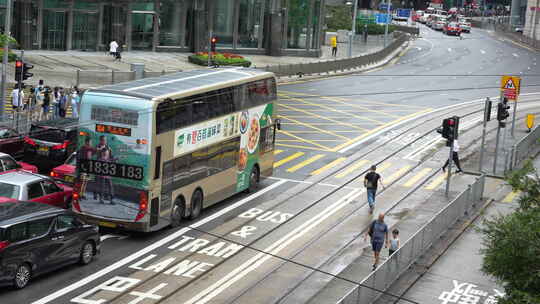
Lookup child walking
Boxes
[389,229,400,256]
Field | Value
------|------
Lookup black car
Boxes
[0,201,100,289]
[24,118,78,168]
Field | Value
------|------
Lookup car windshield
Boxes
[65,153,76,166]
[0,183,20,199]
[449,23,458,27]
[30,126,66,143]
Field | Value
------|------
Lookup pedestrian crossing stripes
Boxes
[311,157,346,176]
[287,154,325,173]
[386,165,412,184]
[425,173,447,190]
[273,152,304,168]
[403,168,432,187]
[335,159,369,178]
[502,191,521,203]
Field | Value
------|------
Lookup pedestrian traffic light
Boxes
[210,37,217,52]
[22,62,33,81]
[497,99,510,127]
[441,116,459,146]
[14,60,23,82]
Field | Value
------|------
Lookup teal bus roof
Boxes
[89,68,274,101]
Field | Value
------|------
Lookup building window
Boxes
[159,0,192,46]
[214,0,235,48]
[237,0,264,48]
[287,0,310,49]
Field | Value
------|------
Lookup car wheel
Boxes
[246,166,260,193]
[79,241,94,265]
[170,198,185,227]
[189,190,203,220]
[13,264,31,289]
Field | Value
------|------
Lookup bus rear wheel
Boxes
[246,165,260,193]
[190,190,203,220]
[170,198,185,228]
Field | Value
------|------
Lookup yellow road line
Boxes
[278,139,344,142]
[276,143,333,152]
[311,157,346,176]
[287,154,325,173]
[502,191,521,203]
[279,122,369,126]
[335,159,369,178]
[330,108,433,152]
[385,165,412,184]
[282,94,386,125]
[403,168,432,187]
[274,149,284,155]
[377,162,392,173]
[279,130,332,151]
[322,96,400,119]
[277,113,351,140]
[425,173,447,190]
[274,152,305,168]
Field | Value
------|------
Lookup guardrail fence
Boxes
[509,125,540,170]
[337,175,486,304]
[75,69,180,88]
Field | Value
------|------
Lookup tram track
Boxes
[76,95,540,304]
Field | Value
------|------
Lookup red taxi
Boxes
[50,152,76,184]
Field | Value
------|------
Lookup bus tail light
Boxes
[0,241,9,252]
[135,191,148,222]
[24,136,36,146]
[51,140,69,150]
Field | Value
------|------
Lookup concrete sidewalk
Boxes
[11,35,389,88]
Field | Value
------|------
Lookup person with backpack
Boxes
[364,165,385,214]
[58,88,68,118]
[364,212,389,271]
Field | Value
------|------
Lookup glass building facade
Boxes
[3,0,325,56]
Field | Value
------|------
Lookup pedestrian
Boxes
[363,24,368,43]
[114,43,122,62]
[442,139,463,173]
[330,36,338,57]
[389,229,400,256]
[58,89,68,118]
[33,80,44,121]
[52,87,61,119]
[41,86,51,121]
[109,40,119,58]
[11,84,24,115]
[364,165,385,214]
[364,212,389,271]
[70,87,80,118]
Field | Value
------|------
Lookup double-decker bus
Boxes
[72,68,278,232]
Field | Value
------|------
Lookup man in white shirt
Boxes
[442,139,463,173]
[11,84,24,112]
[109,40,119,57]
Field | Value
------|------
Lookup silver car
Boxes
[458,18,471,33]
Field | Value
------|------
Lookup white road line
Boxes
[32,179,288,304]
[267,176,358,190]
[512,53,519,58]
[447,48,452,52]
[480,50,486,54]
[183,188,363,304]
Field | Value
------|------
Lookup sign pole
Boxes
[384,0,391,47]
[493,124,501,174]
[0,0,12,121]
[511,97,518,137]
[348,0,358,58]
[478,97,490,173]
[445,142,453,197]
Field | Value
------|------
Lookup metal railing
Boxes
[74,69,182,88]
[509,125,540,170]
[261,33,409,78]
[337,175,486,304]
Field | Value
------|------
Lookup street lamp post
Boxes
[384,0,391,47]
[0,0,12,121]
[347,0,359,58]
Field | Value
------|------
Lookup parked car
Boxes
[412,10,423,22]
[50,152,76,185]
[432,16,448,30]
[0,201,100,288]
[0,171,73,209]
[0,126,25,160]
[458,18,472,33]
[444,22,462,36]
[426,15,436,27]
[0,152,37,174]
[23,118,78,169]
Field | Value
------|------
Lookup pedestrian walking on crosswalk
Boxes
[442,139,463,173]
[11,84,23,114]
[70,87,80,118]
[365,213,389,271]
[364,165,385,214]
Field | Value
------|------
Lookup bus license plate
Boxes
[99,221,117,228]
[38,146,49,153]
[64,175,75,183]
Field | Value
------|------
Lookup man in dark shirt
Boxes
[365,212,389,270]
[364,165,385,214]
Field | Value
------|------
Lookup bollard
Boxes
[131,63,145,80]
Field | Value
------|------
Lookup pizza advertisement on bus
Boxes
[76,104,152,222]
[237,103,273,191]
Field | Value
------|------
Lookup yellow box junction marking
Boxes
[502,191,521,203]
[425,173,447,190]
[287,154,325,173]
[278,130,333,151]
[311,157,346,175]
[335,159,369,178]
[385,165,412,184]
[403,168,432,187]
[274,152,304,168]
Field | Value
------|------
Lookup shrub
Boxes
[356,23,396,35]
[188,52,251,67]
[0,50,18,62]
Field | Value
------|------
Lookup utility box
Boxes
[131,63,145,80]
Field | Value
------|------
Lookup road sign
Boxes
[379,3,392,11]
[526,114,535,131]
[397,9,411,18]
[500,75,521,101]
[376,13,391,24]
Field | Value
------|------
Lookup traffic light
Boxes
[14,60,23,82]
[497,99,510,127]
[22,62,33,81]
[441,116,459,146]
[210,37,217,52]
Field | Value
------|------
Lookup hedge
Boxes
[188,52,251,67]
[0,50,18,62]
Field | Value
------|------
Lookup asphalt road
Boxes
[2,25,540,304]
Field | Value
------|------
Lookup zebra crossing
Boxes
[273,149,451,190]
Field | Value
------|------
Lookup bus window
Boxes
[173,155,191,188]
[208,144,222,175]
[221,137,239,169]
[157,100,175,134]
[192,97,209,124]
[207,91,224,118]
[191,148,209,181]
[220,88,235,115]
[174,103,192,129]
[154,146,162,180]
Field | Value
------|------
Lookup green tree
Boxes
[0,33,16,48]
[325,5,352,32]
[480,162,540,304]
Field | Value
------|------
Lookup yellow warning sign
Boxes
[501,75,521,101]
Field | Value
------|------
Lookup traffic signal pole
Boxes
[478,97,491,173]
[445,143,453,197]
[510,96,518,137]
[0,0,12,121]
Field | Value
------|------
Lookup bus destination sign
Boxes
[96,124,132,136]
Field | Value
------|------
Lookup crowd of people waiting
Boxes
[10,79,81,121]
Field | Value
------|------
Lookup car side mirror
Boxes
[275,119,282,130]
